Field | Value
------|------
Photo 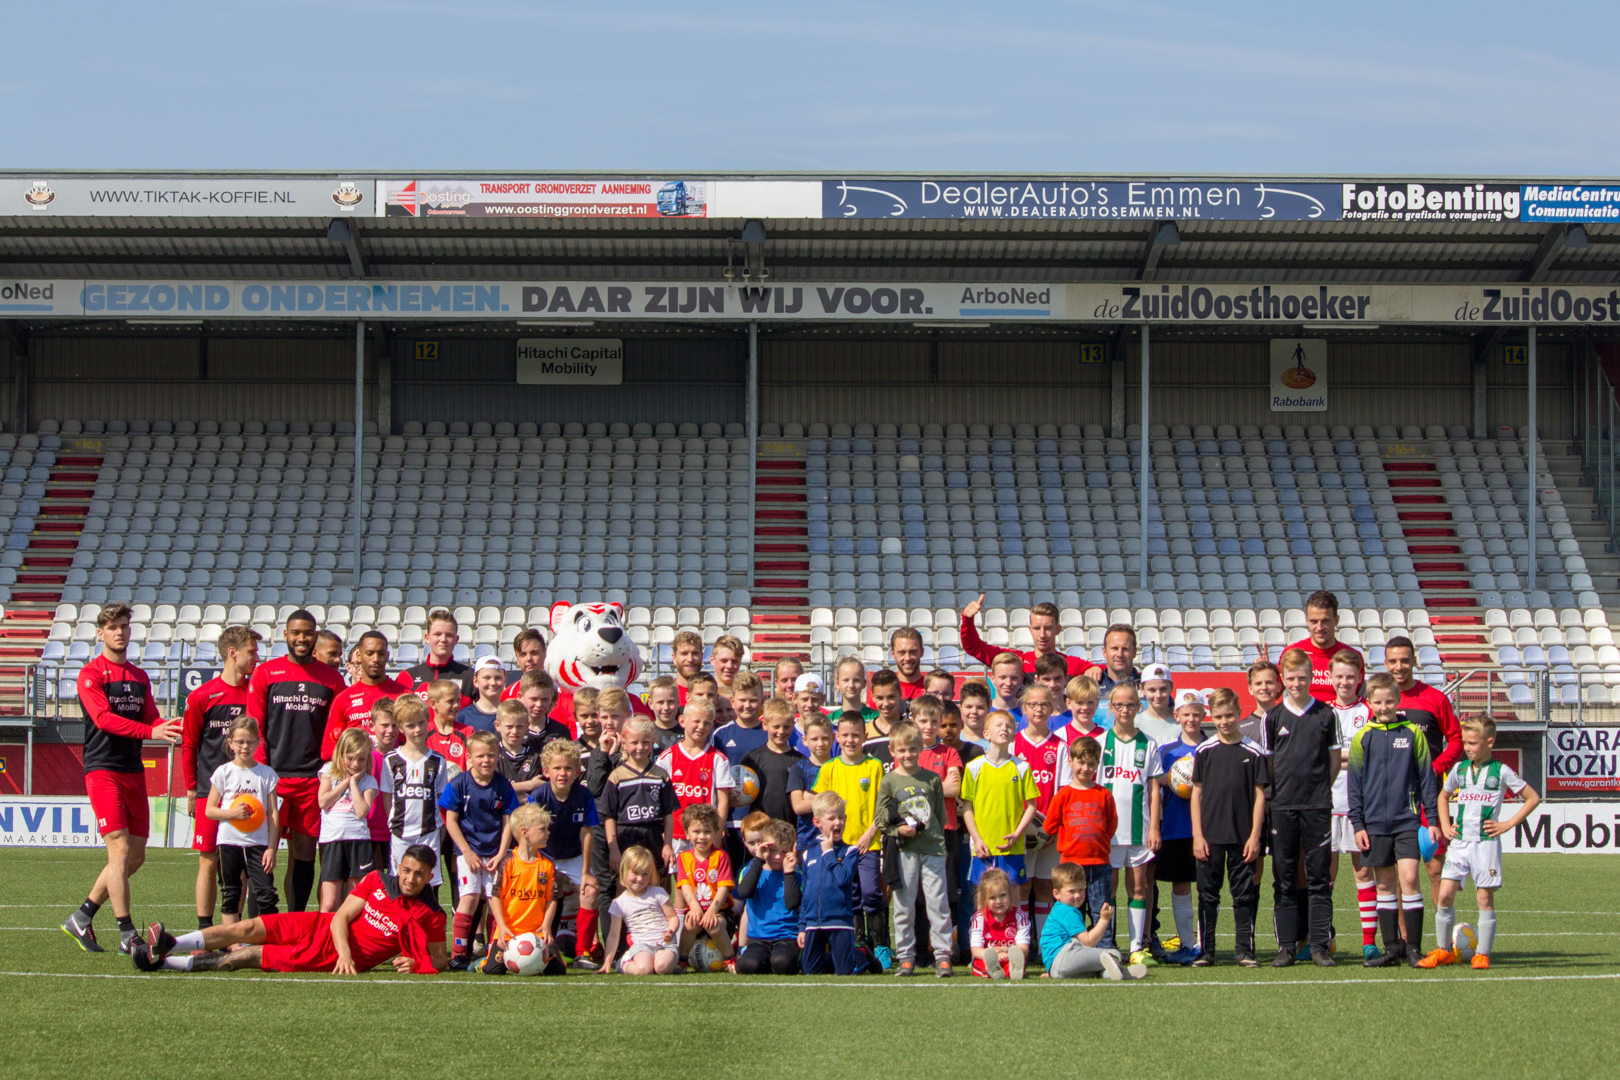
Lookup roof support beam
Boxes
[326,219,366,277]
[1140,220,1179,280]
[1523,223,1587,282]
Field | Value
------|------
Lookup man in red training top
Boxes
[867,628,928,704]
[394,608,473,706]
[1285,590,1362,704]
[959,596,1099,679]
[1382,635,1464,897]
[323,631,407,758]
[61,602,183,955]
[179,624,262,931]
[499,627,548,701]
[133,846,446,975]
[249,609,346,913]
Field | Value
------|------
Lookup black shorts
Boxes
[319,839,376,882]
[1363,832,1419,869]
[1155,837,1196,883]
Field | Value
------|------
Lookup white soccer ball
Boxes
[689,941,726,973]
[1452,923,1478,961]
[1169,755,1196,800]
[504,933,555,975]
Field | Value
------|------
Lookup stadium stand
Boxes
[8,411,1617,719]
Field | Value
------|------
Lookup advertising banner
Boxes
[382,178,710,219]
[1501,801,1620,854]
[516,338,624,384]
[1521,183,1620,224]
[1340,181,1521,223]
[1544,726,1620,794]
[10,177,371,217]
[1270,339,1328,412]
[824,178,1342,220]
[15,278,1620,326]
[0,796,103,846]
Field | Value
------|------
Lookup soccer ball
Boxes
[504,933,555,975]
[1452,923,1478,961]
[689,941,726,972]
[1169,756,1195,801]
[227,793,266,834]
[732,765,760,808]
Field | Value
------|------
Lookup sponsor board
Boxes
[1521,183,1620,224]
[0,796,103,846]
[13,178,370,217]
[1503,801,1620,854]
[515,338,623,384]
[182,667,221,697]
[1270,339,1327,412]
[1545,726,1620,794]
[12,278,1620,325]
[824,178,1341,220]
[1340,181,1520,223]
[382,178,709,219]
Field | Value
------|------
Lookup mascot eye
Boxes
[573,612,593,632]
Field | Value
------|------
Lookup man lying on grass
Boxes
[132,845,446,974]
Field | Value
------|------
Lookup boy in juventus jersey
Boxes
[383,697,450,897]
[1418,715,1540,970]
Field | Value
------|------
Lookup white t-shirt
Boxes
[1330,700,1372,815]
[1135,711,1181,747]
[609,886,673,948]
[318,770,380,844]
[207,761,280,848]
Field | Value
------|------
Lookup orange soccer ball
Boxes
[228,793,266,833]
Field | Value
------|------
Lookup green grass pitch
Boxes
[1,848,1617,1079]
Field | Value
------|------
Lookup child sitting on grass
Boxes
[969,867,1030,980]
[1041,861,1145,981]
[600,845,681,975]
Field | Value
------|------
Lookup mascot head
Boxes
[545,601,641,693]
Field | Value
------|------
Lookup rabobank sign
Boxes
[515,338,624,385]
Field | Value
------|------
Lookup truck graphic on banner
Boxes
[382,179,708,218]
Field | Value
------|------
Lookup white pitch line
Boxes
[1,969,1617,989]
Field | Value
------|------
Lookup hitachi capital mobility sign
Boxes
[515,339,623,385]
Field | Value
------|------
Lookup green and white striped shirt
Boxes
[1100,729,1164,846]
[1443,759,1525,842]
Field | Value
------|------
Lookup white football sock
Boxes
[172,930,206,952]
[161,955,195,971]
[1128,902,1147,952]
[1172,892,1196,950]
[1477,911,1496,957]
[1435,905,1456,951]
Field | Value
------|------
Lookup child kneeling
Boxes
[600,846,681,975]
[1041,862,1145,981]
[735,819,803,974]
[486,803,565,976]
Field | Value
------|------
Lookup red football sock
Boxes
[576,905,601,957]
[452,912,474,959]
[1357,885,1378,947]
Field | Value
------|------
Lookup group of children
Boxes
[173,612,1537,981]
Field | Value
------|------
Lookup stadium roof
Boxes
[1,172,1615,286]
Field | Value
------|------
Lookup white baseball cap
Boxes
[794,673,824,693]
[473,656,505,673]
[1174,689,1205,710]
[1140,663,1173,686]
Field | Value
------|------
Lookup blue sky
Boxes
[8,0,1619,175]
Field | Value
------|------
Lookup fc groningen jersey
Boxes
[1443,759,1525,842]
[1100,729,1164,846]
